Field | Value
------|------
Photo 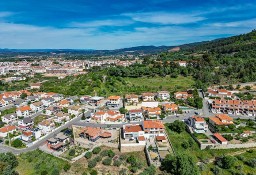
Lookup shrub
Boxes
[41,170,48,175]
[235,155,245,161]
[85,152,92,159]
[247,149,254,153]
[63,163,71,172]
[216,156,237,169]
[51,168,60,175]
[246,159,256,168]
[223,134,233,141]
[92,147,101,154]
[113,160,121,167]
[102,158,112,166]
[90,169,98,175]
[94,156,102,162]
[127,155,136,165]
[119,154,127,161]
[11,139,24,148]
[100,150,108,157]
[88,159,97,168]
[68,149,76,156]
[130,166,138,173]
[107,150,115,158]
[181,141,190,149]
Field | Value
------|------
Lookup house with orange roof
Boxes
[79,126,112,142]
[125,94,139,105]
[213,133,228,145]
[162,103,178,114]
[0,99,8,108]
[174,91,193,100]
[207,88,233,98]
[122,120,165,141]
[188,116,208,133]
[209,114,233,126]
[141,92,155,101]
[16,105,32,117]
[59,99,70,108]
[21,131,33,142]
[142,107,162,119]
[0,125,16,138]
[92,110,125,123]
[107,96,121,108]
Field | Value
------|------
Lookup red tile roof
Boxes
[213,133,227,143]
[124,125,143,133]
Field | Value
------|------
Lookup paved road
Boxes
[0,111,90,154]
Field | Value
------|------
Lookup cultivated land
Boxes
[124,76,195,92]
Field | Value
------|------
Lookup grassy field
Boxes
[124,75,195,92]
[16,149,68,175]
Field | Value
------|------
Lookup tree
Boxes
[168,120,186,133]
[20,93,27,99]
[113,160,121,167]
[119,107,127,114]
[63,163,71,172]
[107,150,115,158]
[88,159,97,168]
[246,158,256,168]
[139,165,156,175]
[68,149,75,156]
[161,153,199,175]
[216,156,237,169]
[159,114,166,120]
[81,109,86,120]
[102,158,112,166]
[92,147,101,154]
[51,168,60,175]
[90,169,98,175]
[0,152,19,175]
[85,152,92,159]
[11,139,23,148]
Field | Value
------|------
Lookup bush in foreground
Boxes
[85,152,92,159]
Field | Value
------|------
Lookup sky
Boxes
[0,0,256,50]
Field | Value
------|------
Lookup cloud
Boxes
[212,18,256,27]
[70,19,133,28]
[0,11,13,19]
[124,12,206,25]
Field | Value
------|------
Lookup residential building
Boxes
[210,99,256,116]
[0,125,16,138]
[157,91,170,100]
[209,114,234,126]
[59,99,70,107]
[1,113,18,124]
[30,83,41,89]
[122,120,165,140]
[41,97,55,107]
[18,117,34,129]
[188,116,208,133]
[54,112,70,123]
[16,106,32,117]
[207,88,233,98]
[68,105,82,116]
[142,107,161,119]
[30,101,43,112]
[127,109,143,121]
[125,94,139,105]
[92,110,124,123]
[79,126,112,142]
[38,118,55,134]
[213,133,228,145]
[162,103,178,114]
[142,93,155,101]
[107,96,121,108]
[174,91,193,100]
[21,131,33,142]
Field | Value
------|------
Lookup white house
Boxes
[127,109,144,122]
[16,106,32,117]
[1,113,18,124]
[141,93,155,101]
[157,91,170,100]
[18,117,34,129]
[0,125,16,138]
[107,96,121,108]
[38,118,55,134]
[41,97,55,107]
[68,105,81,116]
[92,110,124,123]
[30,101,43,112]
[125,94,139,105]
[21,131,33,142]
[188,116,208,133]
[54,112,70,123]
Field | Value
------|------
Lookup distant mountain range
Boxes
[1,29,255,56]
[0,46,175,56]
